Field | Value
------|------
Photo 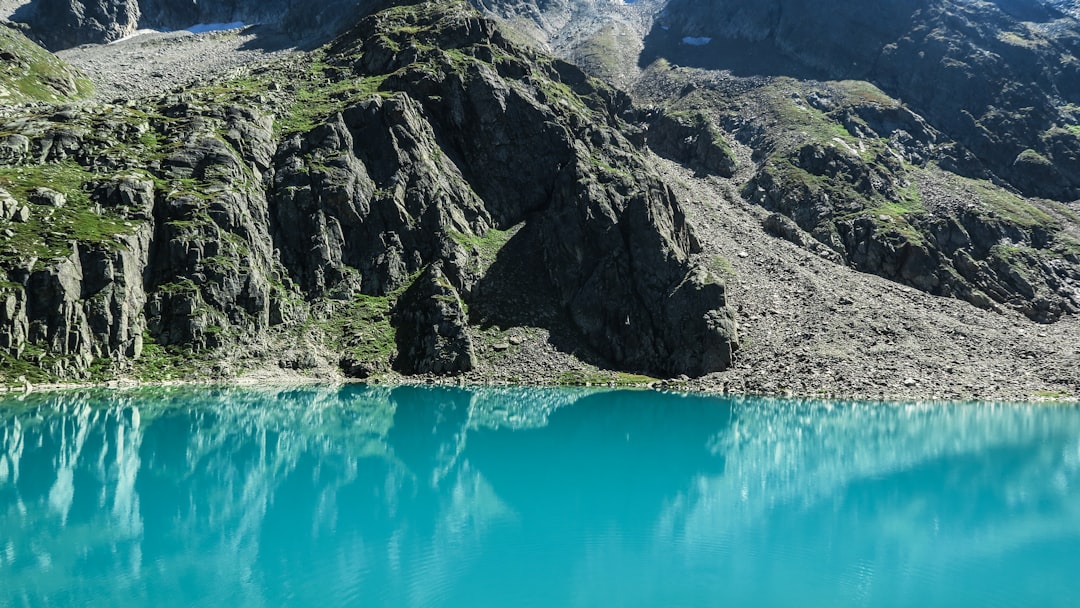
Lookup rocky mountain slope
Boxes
[2,0,1080,399]
[0,20,90,103]
[628,0,1080,324]
[16,0,382,49]
[0,0,736,384]
[645,0,1080,198]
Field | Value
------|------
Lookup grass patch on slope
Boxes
[0,25,92,103]
[0,163,139,266]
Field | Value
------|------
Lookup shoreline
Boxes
[2,371,1077,406]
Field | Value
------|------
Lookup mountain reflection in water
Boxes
[1,387,1078,607]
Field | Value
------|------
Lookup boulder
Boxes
[393,263,477,375]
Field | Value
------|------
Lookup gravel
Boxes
[659,141,1080,402]
[56,24,301,101]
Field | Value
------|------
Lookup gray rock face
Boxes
[143,101,279,350]
[0,0,739,380]
[270,92,492,299]
[23,0,385,49]
[29,0,141,48]
[647,110,736,178]
[645,0,1080,201]
[393,262,476,375]
[1,233,150,377]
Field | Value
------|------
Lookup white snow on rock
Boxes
[108,29,165,45]
[186,22,247,34]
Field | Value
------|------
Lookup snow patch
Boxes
[186,22,247,34]
[108,29,165,45]
[682,36,712,46]
[105,22,246,45]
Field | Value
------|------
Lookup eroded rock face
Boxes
[264,1,738,377]
[0,0,739,380]
[270,93,493,299]
[646,110,736,178]
[0,232,150,377]
[29,0,142,48]
[647,0,1080,201]
[393,262,476,375]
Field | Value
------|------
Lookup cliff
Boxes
[4,0,1080,397]
[0,0,738,383]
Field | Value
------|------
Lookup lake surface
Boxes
[1,386,1079,607]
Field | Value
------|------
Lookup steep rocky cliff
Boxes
[0,0,738,383]
[644,0,1080,201]
[22,0,380,48]
[5,0,1080,396]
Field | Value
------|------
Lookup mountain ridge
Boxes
[0,0,738,385]
[1,0,1079,398]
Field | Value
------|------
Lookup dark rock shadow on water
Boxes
[386,385,473,484]
[462,390,732,536]
[469,220,612,369]
[5,389,1080,606]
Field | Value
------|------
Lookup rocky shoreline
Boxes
[2,371,1077,405]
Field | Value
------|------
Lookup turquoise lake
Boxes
[1,386,1079,607]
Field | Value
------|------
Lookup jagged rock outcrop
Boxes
[393,262,476,375]
[270,0,738,377]
[644,0,1080,201]
[646,110,736,178]
[270,92,493,299]
[0,0,739,381]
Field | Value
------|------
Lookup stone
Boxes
[0,188,18,221]
[647,109,737,177]
[0,134,31,165]
[29,188,66,208]
[393,263,477,375]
